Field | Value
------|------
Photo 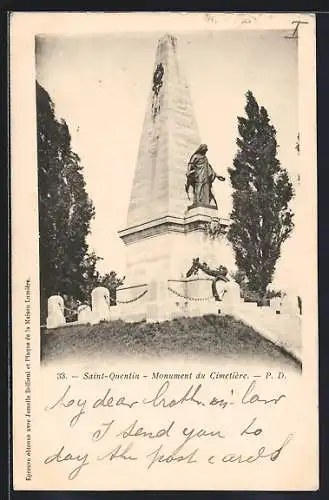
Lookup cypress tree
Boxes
[227,91,294,298]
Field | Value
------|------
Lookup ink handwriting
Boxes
[42,379,292,480]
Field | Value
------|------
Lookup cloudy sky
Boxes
[35,29,299,289]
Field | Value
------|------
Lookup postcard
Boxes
[10,12,318,490]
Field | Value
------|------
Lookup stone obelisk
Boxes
[117,34,232,321]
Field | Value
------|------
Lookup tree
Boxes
[227,91,294,298]
[37,81,97,321]
[98,271,125,305]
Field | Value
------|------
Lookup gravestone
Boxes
[270,296,282,314]
[280,292,300,317]
[91,287,110,323]
[77,304,92,324]
[221,281,241,314]
[46,295,66,329]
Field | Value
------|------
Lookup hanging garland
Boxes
[117,289,149,304]
[168,285,214,302]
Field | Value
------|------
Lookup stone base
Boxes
[46,315,66,329]
[112,277,242,324]
[117,207,235,323]
[114,283,149,323]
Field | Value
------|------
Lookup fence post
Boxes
[91,287,110,323]
[46,295,66,329]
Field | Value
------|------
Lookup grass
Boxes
[41,314,301,370]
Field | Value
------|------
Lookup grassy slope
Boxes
[41,314,301,370]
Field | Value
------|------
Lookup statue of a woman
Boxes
[185,144,225,208]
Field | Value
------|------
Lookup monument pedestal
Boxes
[118,207,234,322]
[119,207,232,284]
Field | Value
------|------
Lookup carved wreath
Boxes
[152,63,164,95]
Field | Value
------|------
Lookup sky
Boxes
[35,29,300,290]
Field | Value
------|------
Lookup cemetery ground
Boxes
[41,314,301,371]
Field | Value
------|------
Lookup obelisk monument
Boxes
[117,34,233,321]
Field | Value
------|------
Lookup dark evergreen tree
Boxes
[227,91,294,298]
[37,81,97,321]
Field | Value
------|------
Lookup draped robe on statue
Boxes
[186,144,218,207]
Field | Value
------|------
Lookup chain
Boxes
[63,305,79,314]
[117,289,148,304]
[61,291,148,312]
[168,286,214,302]
[64,304,90,314]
